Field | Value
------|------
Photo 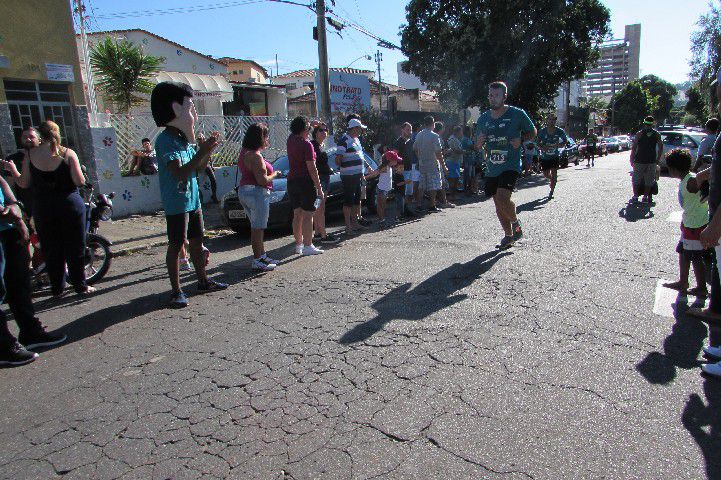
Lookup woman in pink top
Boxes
[237,123,279,271]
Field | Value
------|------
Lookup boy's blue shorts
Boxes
[446,161,461,179]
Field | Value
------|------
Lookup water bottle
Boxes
[360,178,367,200]
[313,195,322,210]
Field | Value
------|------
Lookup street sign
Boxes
[315,70,371,113]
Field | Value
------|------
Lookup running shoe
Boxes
[18,328,67,350]
[302,245,324,256]
[702,361,721,377]
[496,236,515,250]
[252,258,276,271]
[358,217,372,227]
[0,342,38,366]
[170,291,188,308]
[294,243,304,254]
[440,202,456,208]
[197,279,228,292]
[704,346,721,360]
[260,253,280,264]
[320,234,341,244]
[511,221,523,241]
[427,206,441,213]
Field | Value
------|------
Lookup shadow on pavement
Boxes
[517,197,551,213]
[339,249,511,345]
[636,292,707,385]
[619,202,655,222]
[682,378,721,479]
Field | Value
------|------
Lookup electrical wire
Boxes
[95,0,274,20]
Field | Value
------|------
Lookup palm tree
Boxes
[90,37,163,113]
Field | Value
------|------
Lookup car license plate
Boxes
[228,209,247,220]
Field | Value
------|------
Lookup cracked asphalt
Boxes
[2,151,721,480]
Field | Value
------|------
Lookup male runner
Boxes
[476,81,536,250]
[537,114,569,199]
[586,129,599,167]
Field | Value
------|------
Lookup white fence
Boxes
[94,113,292,172]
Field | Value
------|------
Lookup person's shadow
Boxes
[517,197,551,213]
[682,377,721,479]
[636,292,708,384]
[619,201,654,222]
[339,250,511,344]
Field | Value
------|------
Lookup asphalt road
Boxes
[2,151,720,480]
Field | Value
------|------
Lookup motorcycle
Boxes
[31,183,115,289]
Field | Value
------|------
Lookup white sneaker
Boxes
[261,254,280,264]
[702,361,721,377]
[294,243,303,254]
[704,346,721,360]
[302,244,324,256]
[252,258,276,271]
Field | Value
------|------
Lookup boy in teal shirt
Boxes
[151,81,227,307]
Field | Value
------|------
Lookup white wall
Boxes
[268,89,287,116]
[397,62,428,90]
[92,127,238,218]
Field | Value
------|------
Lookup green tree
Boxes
[400,0,610,117]
[639,74,678,122]
[690,2,721,110]
[684,84,710,124]
[90,37,163,113]
[609,81,658,132]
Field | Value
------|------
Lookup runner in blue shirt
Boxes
[536,114,569,199]
[476,81,536,250]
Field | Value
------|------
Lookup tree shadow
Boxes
[339,249,512,345]
[619,202,655,222]
[636,293,708,385]
[682,377,721,479]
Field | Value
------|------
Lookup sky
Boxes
[82,0,712,86]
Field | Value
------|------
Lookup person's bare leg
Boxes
[166,243,182,292]
[343,206,353,230]
[314,196,327,237]
[429,190,437,208]
[377,196,386,222]
[414,182,422,208]
[292,208,303,245]
[250,228,263,258]
[352,205,361,226]
[439,188,448,205]
[691,258,707,293]
[550,168,558,192]
[188,237,208,284]
[448,178,458,200]
[301,211,314,246]
[494,189,516,235]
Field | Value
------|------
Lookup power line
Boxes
[326,10,400,50]
[94,0,276,20]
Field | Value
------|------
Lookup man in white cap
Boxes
[335,117,368,234]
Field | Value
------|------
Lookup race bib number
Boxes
[489,149,508,165]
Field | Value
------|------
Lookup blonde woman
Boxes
[5,121,95,296]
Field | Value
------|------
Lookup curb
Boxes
[111,228,234,258]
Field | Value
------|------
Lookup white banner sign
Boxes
[316,70,371,113]
[46,64,75,82]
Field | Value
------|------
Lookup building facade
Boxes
[272,68,375,98]
[583,24,641,98]
[397,61,428,91]
[0,0,92,162]
[77,29,233,115]
[217,57,269,84]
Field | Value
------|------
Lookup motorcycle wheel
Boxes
[84,234,112,285]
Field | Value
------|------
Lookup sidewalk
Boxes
[103,204,230,257]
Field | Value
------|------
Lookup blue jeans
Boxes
[237,185,271,229]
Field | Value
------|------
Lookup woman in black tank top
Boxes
[11,121,94,296]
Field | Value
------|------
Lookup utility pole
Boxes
[315,0,333,132]
[75,0,98,121]
[275,54,279,78]
[375,50,383,112]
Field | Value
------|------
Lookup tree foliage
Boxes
[690,1,721,113]
[610,81,658,133]
[90,37,163,114]
[685,85,710,125]
[638,75,677,122]
[400,0,610,117]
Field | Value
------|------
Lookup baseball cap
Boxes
[383,150,402,164]
[712,66,721,86]
[643,116,654,125]
[348,118,367,130]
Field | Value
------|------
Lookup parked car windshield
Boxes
[661,132,704,149]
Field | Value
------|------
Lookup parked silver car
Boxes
[658,130,706,168]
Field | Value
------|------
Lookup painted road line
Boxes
[653,279,707,318]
